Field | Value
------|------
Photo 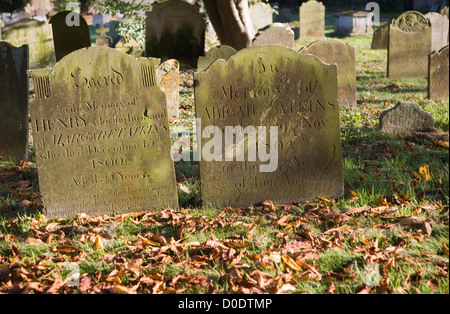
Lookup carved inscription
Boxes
[194,46,343,209]
[28,47,178,218]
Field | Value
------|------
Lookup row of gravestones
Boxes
[1,0,327,70]
[372,9,449,53]
[370,10,449,101]
[1,43,343,218]
[2,39,448,218]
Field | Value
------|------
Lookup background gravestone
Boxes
[371,23,389,49]
[197,45,237,72]
[145,0,205,68]
[424,12,449,53]
[95,24,113,47]
[28,47,178,218]
[50,11,91,62]
[388,11,432,79]
[299,0,325,38]
[335,11,374,36]
[300,39,356,107]
[0,42,29,160]
[249,2,273,31]
[194,46,343,209]
[379,101,435,133]
[428,45,449,101]
[30,0,52,16]
[2,18,55,69]
[252,23,295,49]
[157,59,180,117]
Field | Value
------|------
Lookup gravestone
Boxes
[194,45,343,209]
[95,24,113,47]
[252,23,295,49]
[371,23,389,49]
[299,0,325,38]
[424,12,449,52]
[428,45,449,101]
[145,0,206,68]
[388,11,432,79]
[31,0,53,15]
[441,7,449,17]
[0,42,29,160]
[197,45,237,72]
[2,18,55,69]
[157,59,180,117]
[335,11,374,36]
[115,37,143,58]
[249,2,273,30]
[34,8,46,22]
[27,47,178,218]
[379,102,434,133]
[49,11,91,62]
[300,39,356,107]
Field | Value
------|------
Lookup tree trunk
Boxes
[203,0,255,50]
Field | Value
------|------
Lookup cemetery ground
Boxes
[0,31,449,295]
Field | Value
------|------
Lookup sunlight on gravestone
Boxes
[157,59,180,118]
[27,47,178,218]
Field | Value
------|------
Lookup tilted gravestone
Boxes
[49,11,91,62]
[2,18,55,69]
[300,39,356,107]
[424,12,449,53]
[0,42,29,160]
[252,23,295,49]
[299,0,325,38]
[157,59,180,117]
[197,45,237,72]
[27,47,178,218]
[194,45,343,209]
[371,23,389,50]
[388,11,432,79]
[249,2,273,31]
[145,0,205,68]
[428,45,449,101]
[379,102,435,134]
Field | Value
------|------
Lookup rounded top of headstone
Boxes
[392,11,431,32]
[147,0,204,19]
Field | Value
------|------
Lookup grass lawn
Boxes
[0,17,448,294]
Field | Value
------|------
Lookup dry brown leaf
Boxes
[281,255,302,272]
[93,235,105,250]
[442,241,449,256]
[110,285,137,294]
[25,238,47,246]
[345,206,367,216]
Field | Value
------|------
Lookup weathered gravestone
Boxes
[50,11,91,62]
[299,0,325,38]
[157,59,180,117]
[388,11,432,79]
[428,45,449,101]
[441,6,449,17]
[27,47,178,218]
[424,12,449,53]
[2,19,55,69]
[379,101,434,133]
[145,0,206,68]
[252,23,295,49]
[300,39,356,107]
[249,2,273,31]
[194,46,343,208]
[0,42,29,160]
[371,23,389,49]
[197,45,237,72]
